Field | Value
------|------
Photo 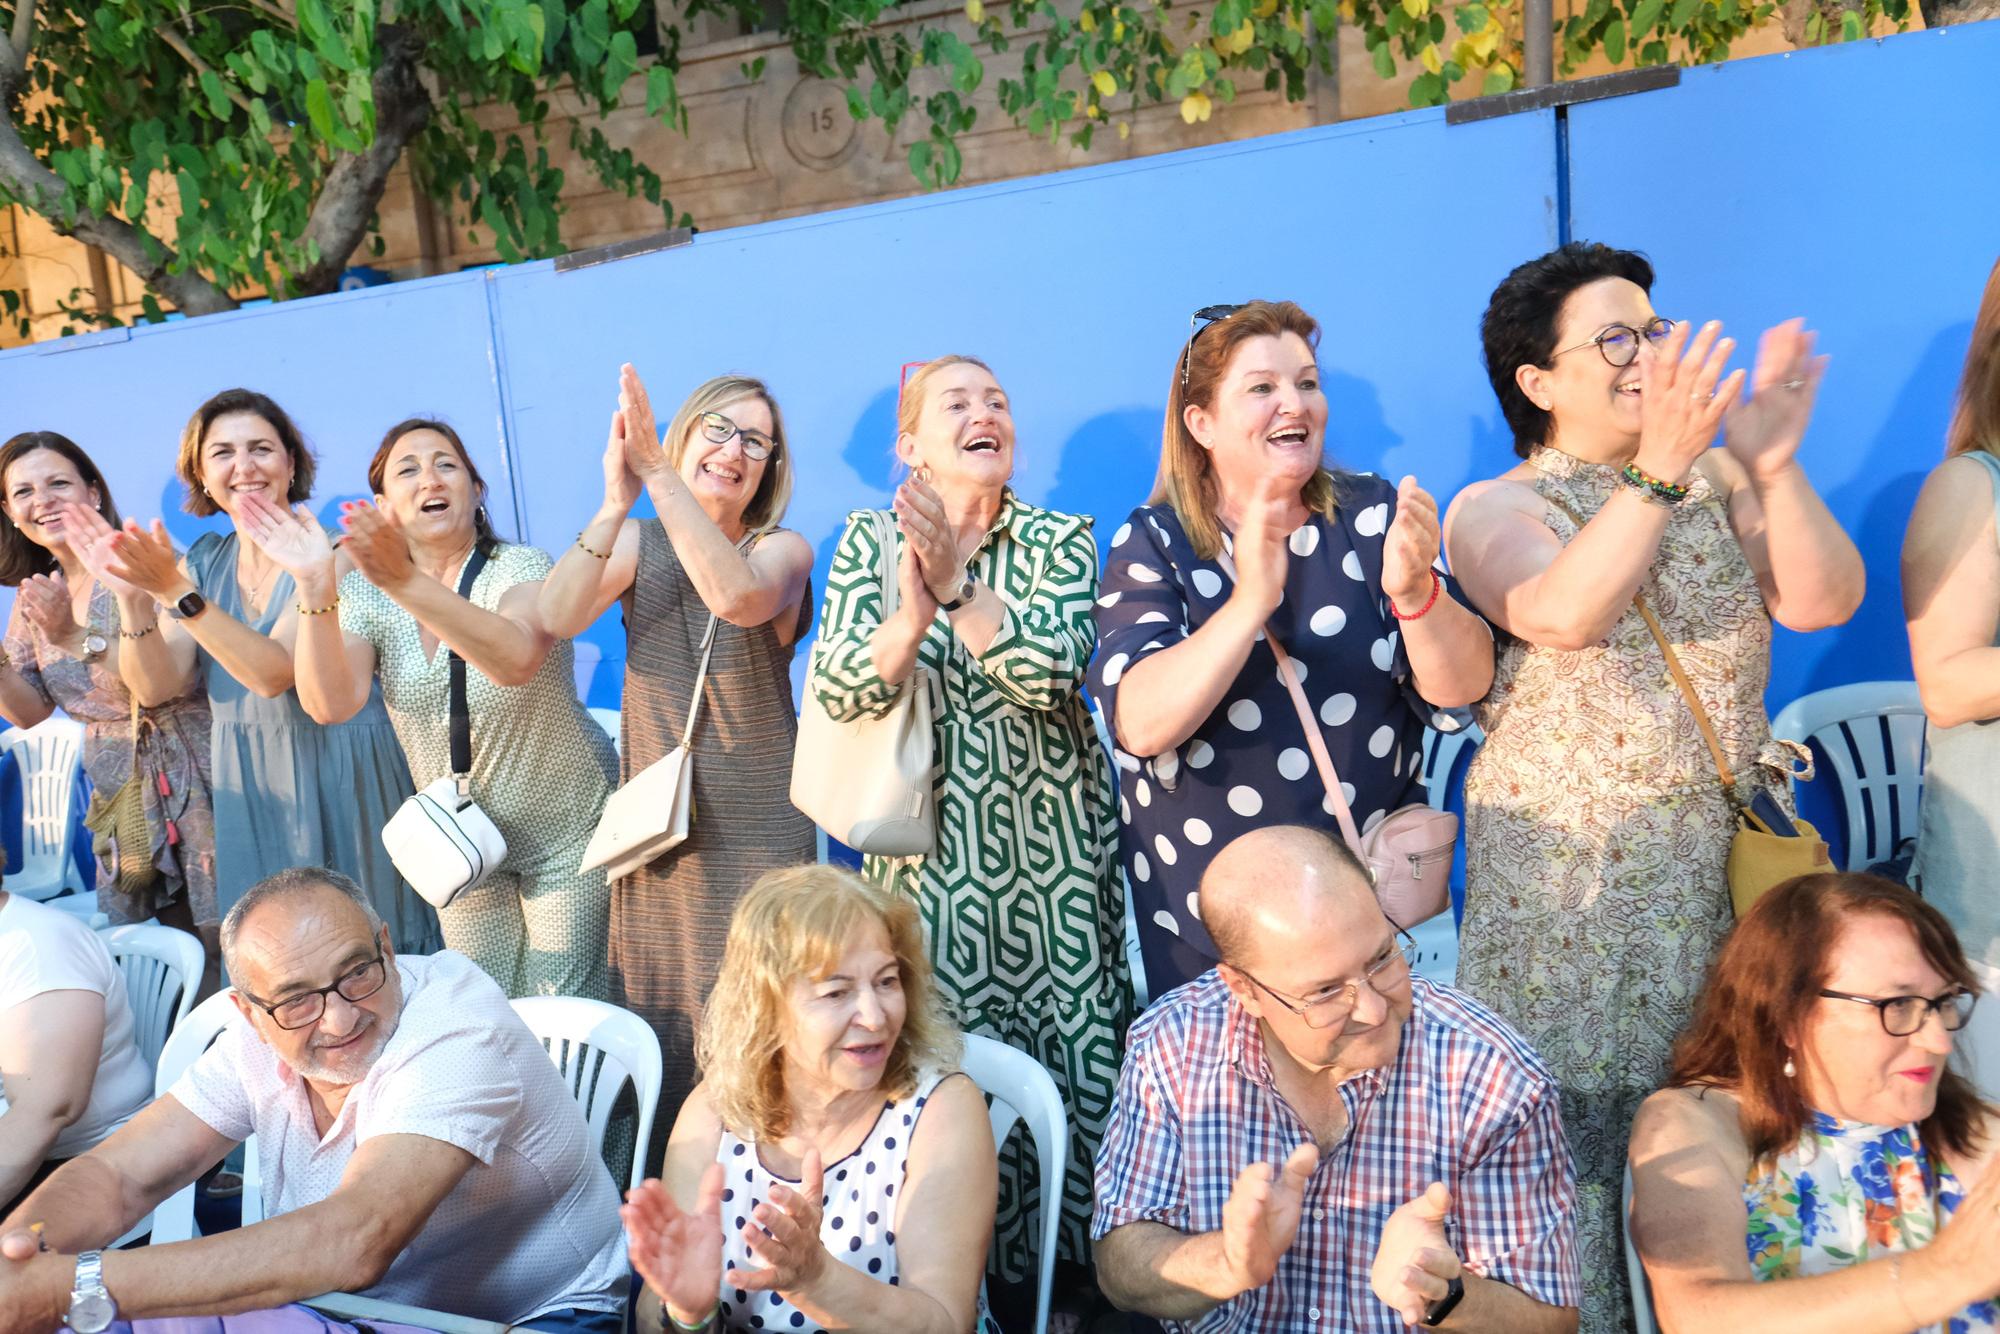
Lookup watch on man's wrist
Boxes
[1423,1273,1465,1326]
[937,574,977,612]
[64,1250,117,1334]
[165,590,207,621]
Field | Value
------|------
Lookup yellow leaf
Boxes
[1119,120,1131,139]
[1091,68,1118,95]
[1224,19,1255,51]
[1253,0,1279,15]
[1113,19,1126,37]
[1419,41,1442,73]
[966,0,985,21]
[1179,90,1213,122]
[1400,0,1428,16]
[1079,8,1096,29]
[1467,24,1499,58]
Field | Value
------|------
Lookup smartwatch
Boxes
[1423,1274,1465,1327]
[166,590,207,621]
[65,1250,117,1334]
[938,575,977,612]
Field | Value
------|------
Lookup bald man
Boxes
[1093,825,1580,1332]
[0,866,627,1334]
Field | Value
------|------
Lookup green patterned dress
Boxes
[807,492,1132,1276]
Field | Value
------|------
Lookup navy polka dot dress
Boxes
[713,1070,1002,1332]
[1087,473,1473,996]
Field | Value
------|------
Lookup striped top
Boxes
[1092,972,1580,1332]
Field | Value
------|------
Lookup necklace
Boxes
[238,547,278,609]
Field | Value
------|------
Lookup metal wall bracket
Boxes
[1445,64,1680,126]
[554,227,696,273]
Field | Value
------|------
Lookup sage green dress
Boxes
[806,492,1132,1277]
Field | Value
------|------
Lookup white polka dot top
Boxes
[713,1069,999,1332]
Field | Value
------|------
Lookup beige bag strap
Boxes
[677,533,758,751]
[1537,489,1740,804]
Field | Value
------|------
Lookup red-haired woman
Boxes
[1904,256,2000,1093]
[1629,873,1999,1332]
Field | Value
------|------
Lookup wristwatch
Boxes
[165,590,207,621]
[1423,1274,1465,1326]
[937,574,977,612]
[64,1250,117,1334]
[79,632,109,660]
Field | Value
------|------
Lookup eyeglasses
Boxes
[244,952,390,1031]
[1238,929,1417,1030]
[698,411,776,461]
[1550,316,1677,368]
[1182,303,1247,394]
[1817,986,1977,1037]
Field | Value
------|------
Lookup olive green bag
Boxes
[82,695,162,898]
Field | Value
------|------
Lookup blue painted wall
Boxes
[0,21,1993,752]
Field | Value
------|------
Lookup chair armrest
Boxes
[303,1291,514,1334]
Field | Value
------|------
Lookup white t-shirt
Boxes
[171,950,627,1323]
[0,894,152,1158]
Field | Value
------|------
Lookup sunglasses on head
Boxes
[1182,304,1247,394]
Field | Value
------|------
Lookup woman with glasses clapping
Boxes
[1088,299,1494,997]
[539,365,815,1165]
[1628,873,2000,1334]
[1443,242,1864,1332]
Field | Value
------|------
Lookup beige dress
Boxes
[1456,446,1807,1334]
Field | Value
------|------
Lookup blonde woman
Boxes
[624,863,1000,1334]
[540,364,816,1154]
[1905,256,2000,1089]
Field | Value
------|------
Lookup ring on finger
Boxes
[1690,389,1714,403]
[1778,379,1807,391]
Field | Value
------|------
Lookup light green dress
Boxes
[806,493,1132,1276]
[338,544,616,999]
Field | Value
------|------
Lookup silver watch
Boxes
[938,574,977,611]
[65,1250,116,1334]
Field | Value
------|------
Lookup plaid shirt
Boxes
[1092,972,1580,1332]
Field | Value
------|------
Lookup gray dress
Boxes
[187,532,438,951]
[1912,449,2000,971]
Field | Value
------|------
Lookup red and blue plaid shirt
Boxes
[1092,972,1580,1332]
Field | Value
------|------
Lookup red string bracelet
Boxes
[1390,568,1443,621]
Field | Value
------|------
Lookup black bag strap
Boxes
[448,546,493,779]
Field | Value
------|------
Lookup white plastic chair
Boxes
[101,922,204,1071]
[1623,1163,1660,1334]
[1,716,86,901]
[1419,721,1484,815]
[961,1033,1067,1334]
[587,705,622,758]
[148,989,257,1245]
[1770,682,1927,871]
[511,994,664,1192]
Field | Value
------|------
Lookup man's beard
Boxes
[294,1008,400,1085]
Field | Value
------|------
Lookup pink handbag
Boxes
[1265,625,1457,927]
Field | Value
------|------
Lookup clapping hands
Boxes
[624,1167,728,1328]
[1380,476,1443,612]
[1218,1141,1320,1298]
[1723,318,1829,483]
[1369,1181,1464,1326]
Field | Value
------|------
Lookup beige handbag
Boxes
[791,510,935,857]
[578,613,715,880]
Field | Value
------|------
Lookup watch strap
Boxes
[938,575,975,611]
[1423,1273,1465,1326]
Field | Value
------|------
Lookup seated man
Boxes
[0,866,627,1333]
[1093,826,1581,1333]
[1,888,152,1218]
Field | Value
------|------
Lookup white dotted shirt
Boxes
[171,951,627,1322]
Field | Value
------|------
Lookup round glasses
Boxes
[699,411,776,461]
[1240,931,1416,1030]
[245,953,390,1031]
[1550,316,1677,368]
[1817,986,1977,1037]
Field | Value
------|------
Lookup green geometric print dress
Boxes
[807,492,1133,1277]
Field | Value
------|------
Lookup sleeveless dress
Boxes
[713,1069,1002,1334]
[1457,446,1808,1334]
[1744,1112,1998,1331]
[187,532,437,950]
[613,521,816,1155]
[1912,449,2000,973]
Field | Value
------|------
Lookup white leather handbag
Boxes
[791,510,936,857]
[381,549,509,909]
[578,614,715,880]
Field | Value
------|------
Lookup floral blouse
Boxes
[1745,1111,1998,1332]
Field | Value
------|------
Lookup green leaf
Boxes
[198,71,232,120]
[1604,16,1626,60]
[1839,8,1864,38]
[1483,62,1516,92]
[1630,0,1666,36]
[645,64,680,118]
[304,78,337,142]
[1371,38,1396,77]
[1666,0,1703,29]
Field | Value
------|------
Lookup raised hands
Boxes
[1218,1141,1320,1298]
[893,471,964,604]
[602,409,644,513]
[1369,1181,1463,1326]
[17,570,78,646]
[1380,476,1443,612]
[54,503,142,599]
[1723,318,1829,483]
[1635,319,1745,485]
[617,363,674,486]
[340,501,418,591]
[1229,482,1297,620]
[623,1166,727,1327]
[729,1147,830,1294]
[237,492,336,584]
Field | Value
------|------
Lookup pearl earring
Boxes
[1783,1055,1796,1078]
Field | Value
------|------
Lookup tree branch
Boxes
[0,104,236,314]
[286,20,431,296]
[158,27,262,116]
[8,0,35,75]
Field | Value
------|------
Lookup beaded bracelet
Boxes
[298,598,340,616]
[1619,462,1691,505]
[1389,568,1443,621]
[575,533,613,560]
[118,621,158,641]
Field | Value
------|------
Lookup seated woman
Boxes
[622,864,1001,1334]
[1629,872,2000,1333]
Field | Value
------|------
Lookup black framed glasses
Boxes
[1181,303,1247,393]
[1817,986,1976,1037]
[699,411,776,461]
[1238,928,1418,1030]
[1550,316,1677,368]
[244,952,390,1031]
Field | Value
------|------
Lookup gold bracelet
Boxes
[575,533,612,560]
[118,621,158,641]
[297,597,340,616]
